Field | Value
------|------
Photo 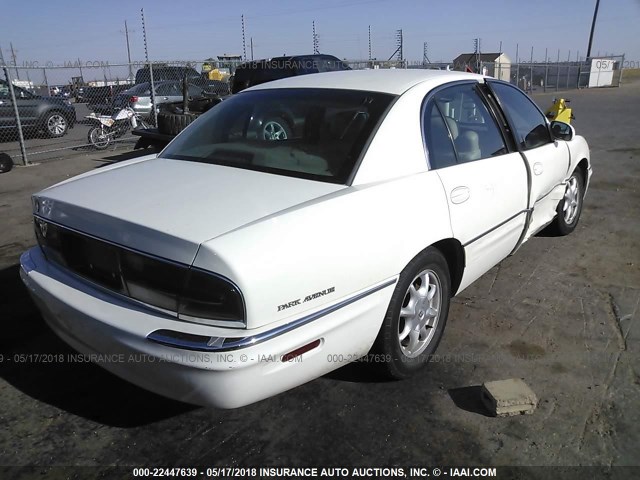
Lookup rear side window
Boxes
[424,102,457,169]
[423,83,507,168]
[489,82,551,150]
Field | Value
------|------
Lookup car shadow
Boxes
[0,264,195,427]
[448,385,493,417]
[323,361,396,384]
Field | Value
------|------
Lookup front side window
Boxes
[160,88,395,184]
[423,83,507,168]
[489,81,551,150]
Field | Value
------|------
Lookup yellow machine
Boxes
[545,98,574,123]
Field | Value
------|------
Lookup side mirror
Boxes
[550,120,574,141]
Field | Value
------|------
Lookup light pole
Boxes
[586,0,601,59]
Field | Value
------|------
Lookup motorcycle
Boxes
[86,106,151,150]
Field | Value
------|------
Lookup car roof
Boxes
[237,54,341,68]
[245,69,485,95]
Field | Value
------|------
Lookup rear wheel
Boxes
[43,111,68,138]
[372,247,451,379]
[87,127,111,150]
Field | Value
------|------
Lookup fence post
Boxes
[544,49,548,93]
[43,67,50,95]
[2,65,29,166]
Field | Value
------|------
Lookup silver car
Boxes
[111,81,205,118]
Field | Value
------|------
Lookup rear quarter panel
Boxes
[194,171,453,330]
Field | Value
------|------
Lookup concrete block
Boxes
[481,378,538,417]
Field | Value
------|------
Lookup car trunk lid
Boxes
[35,157,345,265]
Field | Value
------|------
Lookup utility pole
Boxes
[241,15,247,61]
[388,29,403,63]
[368,25,372,61]
[124,21,133,81]
[586,0,600,59]
[473,38,481,72]
[312,21,319,54]
[10,42,19,79]
[423,42,430,65]
[141,8,157,127]
[250,37,254,61]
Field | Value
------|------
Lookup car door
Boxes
[487,81,570,240]
[0,82,38,130]
[424,82,529,291]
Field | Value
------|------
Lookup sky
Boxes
[1,0,639,68]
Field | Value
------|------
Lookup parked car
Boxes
[231,54,350,93]
[85,84,132,110]
[109,81,206,119]
[135,65,201,85]
[20,70,591,408]
[0,79,76,138]
[135,66,230,95]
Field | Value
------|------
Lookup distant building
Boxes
[452,52,511,81]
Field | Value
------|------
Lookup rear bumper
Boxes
[20,247,394,408]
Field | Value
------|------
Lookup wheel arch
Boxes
[39,108,68,128]
[409,238,465,297]
[576,158,589,190]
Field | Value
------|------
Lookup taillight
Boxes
[129,96,139,103]
[32,215,246,327]
[178,269,245,323]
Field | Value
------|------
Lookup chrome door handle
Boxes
[450,186,470,204]
[533,162,544,175]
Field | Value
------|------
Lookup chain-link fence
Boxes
[405,54,625,93]
[0,60,235,165]
[0,55,627,166]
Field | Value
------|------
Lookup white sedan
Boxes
[20,70,591,408]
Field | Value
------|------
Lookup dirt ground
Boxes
[0,80,638,476]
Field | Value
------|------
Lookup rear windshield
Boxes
[136,67,199,84]
[160,88,395,184]
[123,83,151,95]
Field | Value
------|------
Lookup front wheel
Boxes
[43,111,68,138]
[548,169,584,236]
[87,126,111,150]
[371,247,451,379]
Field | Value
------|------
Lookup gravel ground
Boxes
[0,81,638,476]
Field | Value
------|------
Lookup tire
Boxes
[0,152,13,174]
[548,169,584,236]
[258,116,292,141]
[87,127,111,150]
[157,111,199,136]
[43,111,69,138]
[372,247,451,379]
